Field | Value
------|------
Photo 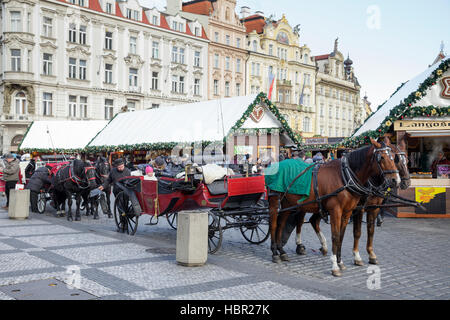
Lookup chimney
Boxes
[240,6,251,19]
[167,0,182,15]
[255,11,264,17]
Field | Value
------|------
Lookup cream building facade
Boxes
[182,0,247,100]
[314,39,362,138]
[241,12,316,138]
[0,0,209,153]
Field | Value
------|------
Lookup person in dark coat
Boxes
[98,158,131,196]
[25,158,36,179]
[25,164,52,213]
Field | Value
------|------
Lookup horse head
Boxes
[95,157,110,183]
[393,136,411,190]
[370,137,401,188]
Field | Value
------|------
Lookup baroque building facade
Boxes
[241,11,316,137]
[0,0,209,153]
[182,0,247,100]
[314,39,362,138]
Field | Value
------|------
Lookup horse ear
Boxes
[370,138,382,148]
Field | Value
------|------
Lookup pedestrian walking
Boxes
[2,154,20,209]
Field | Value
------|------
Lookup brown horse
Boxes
[351,137,411,266]
[267,137,400,277]
[293,137,411,266]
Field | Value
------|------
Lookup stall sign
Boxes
[437,165,450,179]
[304,137,328,145]
[394,120,450,131]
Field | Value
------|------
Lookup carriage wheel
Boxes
[113,192,139,236]
[37,192,46,214]
[240,215,270,244]
[166,212,178,230]
[208,212,223,254]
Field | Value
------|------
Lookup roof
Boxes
[182,0,214,16]
[314,54,330,61]
[352,56,449,138]
[87,94,300,151]
[19,121,108,152]
[242,15,266,34]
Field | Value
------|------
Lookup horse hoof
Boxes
[280,254,290,262]
[296,245,306,255]
[331,269,342,277]
[369,258,379,265]
[338,262,347,271]
[354,260,364,266]
[272,255,281,263]
[320,247,328,256]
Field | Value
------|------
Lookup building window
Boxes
[126,9,132,19]
[43,92,53,116]
[80,96,88,118]
[194,51,200,67]
[236,58,241,73]
[69,23,77,42]
[172,21,178,31]
[105,31,113,50]
[152,41,159,59]
[129,68,138,87]
[214,32,219,42]
[236,38,241,48]
[106,3,113,14]
[151,72,158,90]
[236,83,241,96]
[336,106,340,119]
[171,75,178,93]
[79,60,87,80]
[105,63,113,83]
[304,74,311,85]
[194,78,200,95]
[172,46,178,63]
[225,56,230,71]
[152,15,158,25]
[179,76,185,93]
[43,53,53,75]
[133,10,139,21]
[79,25,87,45]
[27,50,32,72]
[69,58,77,78]
[27,13,31,33]
[151,104,159,109]
[129,36,137,54]
[225,82,230,97]
[303,117,311,132]
[269,44,273,56]
[127,100,136,112]
[104,99,114,120]
[256,63,260,76]
[42,17,52,37]
[225,35,230,45]
[213,80,219,95]
[214,54,219,69]
[10,11,21,32]
[178,23,184,32]
[194,27,200,36]
[69,95,77,117]
[179,48,185,64]
[252,40,258,52]
[15,92,27,115]
[11,49,21,71]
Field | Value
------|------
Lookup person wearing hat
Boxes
[98,158,131,196]
[2,154,20,209]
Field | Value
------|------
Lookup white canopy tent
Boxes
[19,120,108,152]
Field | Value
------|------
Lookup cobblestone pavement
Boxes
[0,196,448,300]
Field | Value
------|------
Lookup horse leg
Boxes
[329,209,342,277]
[310,213,328,256]
[276,211,292,262]
[75,194,81,221]
[295,211,307,255]
[93,198,99,220]
[268,195,281,263]
[66,191,73,221]
[366,208,379,265]
[352,209,364,266]
[106,189,112,217]
[337,211,352,271]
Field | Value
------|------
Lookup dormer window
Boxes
[152,15,158,25]
[172,21,177,31]
[126,9,139,20]
[178,23,184,32]
[194,27,200,36]
[106,2,113,14]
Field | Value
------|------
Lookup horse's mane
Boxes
[347,145,373,172]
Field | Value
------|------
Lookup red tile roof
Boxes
[314,54,330,61]
[182,0,214,16]
[142,8,150,25]
[115,1,124,18]
[242,15,266,34]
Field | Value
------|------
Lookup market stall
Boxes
[349,57,450,218]
[86,93,300,166]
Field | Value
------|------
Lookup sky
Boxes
[140,0,450,111]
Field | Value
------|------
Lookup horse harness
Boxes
[56,163,96,189]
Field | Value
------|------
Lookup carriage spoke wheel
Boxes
[114,192,139,236]
[240,215,270,244]
[37,192,46,214]
[166,212,178,230]
[208,212,223,254]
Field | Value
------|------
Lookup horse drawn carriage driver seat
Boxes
[201,164,234,196]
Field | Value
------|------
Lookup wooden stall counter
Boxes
[395,178,450,218]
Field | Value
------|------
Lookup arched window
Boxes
[14,91,27,115]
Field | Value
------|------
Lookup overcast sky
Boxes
[139,0,450,111]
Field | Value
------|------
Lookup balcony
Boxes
[127,86,142,94]
[277,79,292,87]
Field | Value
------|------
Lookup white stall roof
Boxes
[19,120,108,151]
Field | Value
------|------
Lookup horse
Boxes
[267,137,400,277]
[351,137,411,266]
[292,137,411,266]
[53,159,97,221]
[94,156,112,218]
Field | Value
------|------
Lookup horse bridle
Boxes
[69,165,97,189]
[373,145,399,177]
[392,144,410,184]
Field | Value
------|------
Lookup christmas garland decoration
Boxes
[17,120,34,152]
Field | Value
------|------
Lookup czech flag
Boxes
[268,70,275,100]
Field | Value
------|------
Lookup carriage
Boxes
[113,168,270,254]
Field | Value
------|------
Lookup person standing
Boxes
[25,165,53,213]
[2,154,20,209]
[98,158,131,196]
[431,151,449,178]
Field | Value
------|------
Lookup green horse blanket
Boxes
[264,159,314,199]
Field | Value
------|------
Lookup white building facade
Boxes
[0,0,209,153]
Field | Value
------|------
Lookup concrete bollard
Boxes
[8,189,30,220]
[176,211,208,267]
